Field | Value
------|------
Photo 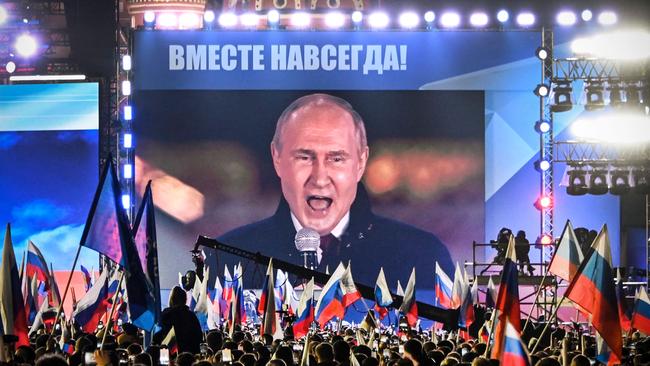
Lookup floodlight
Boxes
[585,80,605,111]
[218,12,238,28]
[204,10,215,23]
[240,12,259,28]
[551,81,573,112]
[121,80,131,96]
[122,55,132,71]
[15,34,37,57]
[534,84,550,97]
[440,12,460,28]
[267,10,280,27]
[556,11,577,26]
[5,61,16,73]
[469,12,488,27]
[535,120,551,133]
[567,169,588,196]
[589,169,609,195]
[497,9,509,23]
[398,12,419,29]
[290,12,310,28]
[598,11,617,25]
[609,170,630,195]
[368,12,389,29]
[324,12,344,29]
[581,9,592,22]
[516,12,535,27]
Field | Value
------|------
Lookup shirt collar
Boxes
[290,212,350,239]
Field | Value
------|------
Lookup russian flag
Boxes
[565,224,621,363]
[72,267,110,333]
[434,262,453,309]
[340,263,362,308]
[596,331,618,366]
[26,240,50,283]
[222,265,233,314]
[80,265,93,291]
[374,268,393,320]
[502,320,531,366]
[458,268,474,329]
[491,235,521,360]
[548,220,584,283]
[485,276,497,308]
[258,259,279,337]
[1,224,30,347]
[451,262,464,308]
[293,277,315,339]
[315,263,345,328]
[398,268,418,328]
[632,285,650,335]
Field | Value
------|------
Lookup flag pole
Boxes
[101,270,125,349]
[483,306,498,357]
[522,270,551,332]
[47,244,82,343]
[530,291,569,354]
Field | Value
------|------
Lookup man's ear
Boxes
[271,142,282,178]
[357,145,369,182]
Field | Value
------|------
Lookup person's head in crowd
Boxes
[233,331,246,344]
[428,350,445,365]
[15,344,36,365]
[262,334,274,347]
[362,356,379,366]
[403,339,424,364]
[232,349,245,361]
[193,361,213,366]
[446,352,461,362]
[267,359,287,366]
[169,286,187,308]
[176,352,196,366]
[271,93,369,237]
[440,357,458,366]
[240,353,258,366]
[127,343,143,356]
[471,343,486,356]
[569,354,589,366]
[224,340,238,350]
[35,334,49,350]
[333,340,351,364]
[437,340,454,353]
[274,346,295,366]
[534,357,561,366]
[35,353,68,366]
[254,343,272,366]
[353,345,372,359]
[315,343,335,364]
[397,358,414,366]
[461,351,478,363]
[133,352,153,366]
[422,342,436,355]
[470,357,490,366]
[207,331,224,352]
[239,340,254,353]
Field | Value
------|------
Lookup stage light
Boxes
[535,46,550,60]
[424,11,435,23]
[535,159,551,172]
[121,80,131,96]
[598,11,617,26]
[497,9,509,23]
[290,12,311,28]
[567,169,588,196]
[585,80,605,111]
[535,120,551,133]
[539,234,553,245]
[368,12,389,29]
[5,61,16,74]
[440,12,460,28]
[609,170,630,195]
[15,34,37,57]
[606,82,622,107]
[0,5,7,25]
[323,12,344,28]
[551,81,573,112]
[240,12,259,28]
[267,10,280,27]
[589,169,608,195]
[179,12,200,29]
[122,194,131,209]
[123,133,133,148]
[351,10,363,24]
[571,31,650,60]
[398,12,420,29]
[556,11,577,26]
[204,10,215,24]
[633,170,650,195]
[158,13,178,28]
[516,12,535,27]
[144,11,156,24]
[122,55,132,71]
[123,105,132,121]
[572,112,650,143]
[219,12,238,28]
[581,9,593,22]
[124,164,133,179]
[534,84,550,97]
[469,12,488,27]
[534,195,552,210]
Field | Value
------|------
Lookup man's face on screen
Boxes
[272,103,368,236]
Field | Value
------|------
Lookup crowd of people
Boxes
[4,284,650,366]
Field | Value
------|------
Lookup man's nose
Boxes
[309,159,330,187]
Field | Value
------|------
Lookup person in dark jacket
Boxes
[153,286,203,354]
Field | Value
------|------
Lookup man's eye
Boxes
[296,155,311,161]
[330,156,345,163]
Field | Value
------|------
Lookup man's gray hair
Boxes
[272,93,368,152]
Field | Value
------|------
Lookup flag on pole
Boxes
[0,224,29,346]
[501,319,531,366]
[564,225,621,364]
[340,263,362,308]
[451,262,464,308]
[293,278,315,339]
[435,262,453,309]
[490,235,521,360]
[80,158,132,269]
[26,241,50,283]
[398,268,418,328]
[374,268,392,320]
[80,265,93,291]
[485,276,497,308]
[616,269,631,332]
[72,267,110,333]
[258,259,281,338]
[548,220,584,283]
[315,263,345,328]
[458,268,474,329]
[631,283,650,335]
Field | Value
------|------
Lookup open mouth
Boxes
[306,195,333,211]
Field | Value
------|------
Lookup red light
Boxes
[534,195,553,210]
[540,234,553,245]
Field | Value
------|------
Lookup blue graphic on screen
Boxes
[0,83,100,270]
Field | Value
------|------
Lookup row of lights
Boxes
[141,8,618,30]
[120,54,134,211]
[567,167,650,196]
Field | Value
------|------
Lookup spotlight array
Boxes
[566,166,649,196]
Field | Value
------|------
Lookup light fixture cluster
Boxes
[550,79,648,113]
[566,165,649,196]
[137,8,620,31]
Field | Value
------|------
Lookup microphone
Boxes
[294,228,320,270]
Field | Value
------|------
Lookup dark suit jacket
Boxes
[205,184,453,290]
[153,305,203,354]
